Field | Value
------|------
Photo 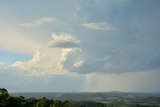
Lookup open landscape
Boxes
[12,92,160,107]
[1,88,160,107]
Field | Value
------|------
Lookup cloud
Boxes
[2,33,79,76]
[19,17,57,27]
[57,48,83,70]
[48,33,80,48]
[74,60,84,68]
[1,0,160,76]
[0,61,85,92]
[11,48,63,76]
[52,0,160,74]
[0,20,42,55]
[1,60,160,92]
[0,62,9,69]
[82,22,117,31]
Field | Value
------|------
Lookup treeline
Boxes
[0,88,106,107]
[0,88,70,107]
[1,88,160,107]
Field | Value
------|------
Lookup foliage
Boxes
[0,88,71,107]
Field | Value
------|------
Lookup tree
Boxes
[62,100,70,107]
[39,97,48,107]
[5,96,19,107]
[54,100,63,107]
[0,88,73,107]
[0,88,9,107]
[0,88,9,97]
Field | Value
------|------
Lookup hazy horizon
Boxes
[10,91,160,94]
[0,0,160,93]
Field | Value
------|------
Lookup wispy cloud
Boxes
[19,17,57,27]
[0,20,42,55]
[82,22,117,31]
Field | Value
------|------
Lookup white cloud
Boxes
[82,22,117,31]
[0,62,9,70]
[6,32,83,75]
[19,17,57,27]
[11,48,63,76]
[74,60,84,68]
[48,33,80,48]
[0,61,85,92]
[3,33,81,76]
[57,48,83,70]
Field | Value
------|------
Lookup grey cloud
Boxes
[57,0,160,74]
[49,40,80,48]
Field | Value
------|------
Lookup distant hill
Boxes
[11,92,160,101]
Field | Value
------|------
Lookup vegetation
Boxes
[0,88,70,107]
[1,88,160,107]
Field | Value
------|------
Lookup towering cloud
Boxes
[49,0,160,74]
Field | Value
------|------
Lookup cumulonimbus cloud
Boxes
[54,0,160,74]
[10,0,160,75]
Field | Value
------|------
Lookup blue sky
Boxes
[0,50,31,64]
[0,0,160,92]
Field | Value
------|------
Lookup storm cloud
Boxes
[53,0,160,74]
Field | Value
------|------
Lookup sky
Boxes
[0,0,160,93]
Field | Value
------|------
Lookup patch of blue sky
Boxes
[0,50,32,64]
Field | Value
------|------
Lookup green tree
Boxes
[40,97,48,107]
[5,96,19,107]
[0,88,9,98]
[62,100,70,107]
[0,88,9,107]
[54,100,62,107]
